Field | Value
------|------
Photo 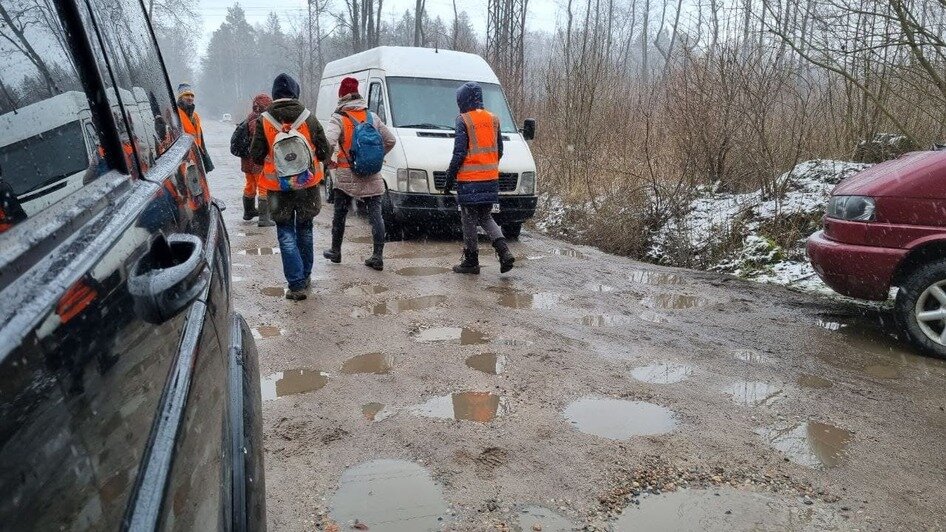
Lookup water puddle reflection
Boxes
[353,295,447,317]
[551,248,584,259]
[723,380,783,406]
[237,231,261,237]
[413,326,489,345]
[396,266,451,277]
[362,402,393,422]
[341,352,393,375]
[389,247,455,259]
[491,288,560,310]
[797,374,833,389]
[344,283,389,296]
[563,397,678,439]
[586,283,616,292]
[350,235,374,244]
[261,286,286,297]
[628,270,684,286]
[630,362,694,384]
[252,325,285,339]
[410,392,507,422]
[465,353,507,375]
[328,459,449,531]
[238,247,280,256]
[756,421,852,469]
[642,293,709,310]
[580,314,636,327]
[733,349,769,364]
[261,368,328,400]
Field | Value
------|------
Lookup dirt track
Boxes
[205,120,946,531]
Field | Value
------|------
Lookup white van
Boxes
[316,46,537,238]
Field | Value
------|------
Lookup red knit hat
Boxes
[339,77,359,97]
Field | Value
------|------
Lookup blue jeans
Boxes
[276,217,313,291]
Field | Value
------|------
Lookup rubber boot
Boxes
[242,196,258,220]
[323,220,344,263]
[364,241,384,271]
[452,248,481,275]
[492,238,515,273]
[257,197,275,227]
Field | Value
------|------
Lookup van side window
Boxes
[368,82,387,124]
[0,1,106,234]
[78,0,180,172]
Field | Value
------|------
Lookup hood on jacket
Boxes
[265,99,307,123]
[272,73,300,100]
[456,82,483,113]
[335,93,367,113]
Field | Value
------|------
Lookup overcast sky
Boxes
[198,0,561,54]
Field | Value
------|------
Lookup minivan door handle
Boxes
[128,233,209,324]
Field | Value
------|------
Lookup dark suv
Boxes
[0,0,265,529]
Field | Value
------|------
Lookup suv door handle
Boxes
[128,233,209,324]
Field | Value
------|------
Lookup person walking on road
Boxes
[249,73,331,300]
[323,77,397,271]
[231,93,275,225]
[443,81,515,275]
[176,83,214,173]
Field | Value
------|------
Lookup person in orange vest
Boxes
[176,83,214,173]
[232,93,274,225]
[323,77,397,270]
[443,82,515,274]
[249,73,330,300]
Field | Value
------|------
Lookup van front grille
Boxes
[433,172,518,192]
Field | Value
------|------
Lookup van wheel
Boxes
[502,223,522,240]
[895,260,946,359]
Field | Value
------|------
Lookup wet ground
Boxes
[205,122,946,531]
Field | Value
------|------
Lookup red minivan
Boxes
[807,148,946,358]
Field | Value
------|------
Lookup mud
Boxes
[203,120,946,531]
[260,286,285,297]
[465,353,507,375]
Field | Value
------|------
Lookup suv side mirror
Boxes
[521,119,536,141]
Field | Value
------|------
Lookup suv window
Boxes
[0,2,106,232]
[79,0,179,172]
[368,82,387,123]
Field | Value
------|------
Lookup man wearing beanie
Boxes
[249,73,331,300]
[323,76,396,270]
[177,83,213,172]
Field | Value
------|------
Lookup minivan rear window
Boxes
[386,77,518,134]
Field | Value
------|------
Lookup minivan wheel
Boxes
[895,260,946,359]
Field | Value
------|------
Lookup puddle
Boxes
[465,353,507,375]
[642,293,709,310]
[550,247,584,259]
[628,270,684,286]
[350,235,374,244]
[797,374,833,389]
[413,326,489,345]
[388,247,456,259]
[630,362,694,384]
[232,276,245,282]
[516,506,575,532]
[493,289,560,310]
[586,283,616,292]
[756,421,852,469]
[329,459,449,531]
[353,295,448,317]
[238,247,280,255]
[723,380,783,407]
[563,397,678,439]
[493,337,534,347]
[362,402,393,422]
[343,283,389,296]
[261,286,286,297]
[341,352,393,375]
[638,311,669,324]
[733,349,769,364]
[236,231,261,237]
[260,368,328,400]
[613,487,841,531]
[252,325,285,339]
[864,364,899,379]
[395,266,451,277]
[410,392,507,422]
[580,314,636,327]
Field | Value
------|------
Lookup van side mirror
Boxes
[522,119,536,141]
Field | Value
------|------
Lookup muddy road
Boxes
[204,121,946,531]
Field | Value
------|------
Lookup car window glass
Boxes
[79,0,179,172]
[0,0,107,233]
[368,82,387,124]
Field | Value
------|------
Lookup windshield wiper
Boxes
[398,123,454,131]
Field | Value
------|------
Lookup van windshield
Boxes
[386,77,518,134]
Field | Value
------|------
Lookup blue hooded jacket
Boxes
[445,82,504,205]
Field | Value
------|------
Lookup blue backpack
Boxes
[341,111,384,176]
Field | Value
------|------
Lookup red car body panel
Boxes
[807,151,946,301]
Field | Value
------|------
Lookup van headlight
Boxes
[397,169,428,193]
[520,171,536,194]
[827,195,875,221]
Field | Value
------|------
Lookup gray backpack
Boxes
[261,110,313,177]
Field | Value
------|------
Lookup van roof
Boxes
[322,46,500,84]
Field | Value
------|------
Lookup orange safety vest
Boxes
[259,115,323,191]
[178,108,203,149]
[457,109,500,182]
[335,109,368,169]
